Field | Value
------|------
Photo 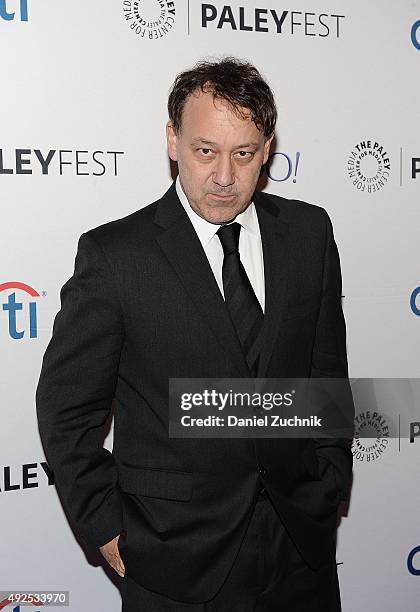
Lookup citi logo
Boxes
[410,287,420,316]
[0,0,28,21]
[0,281,42,340]
[411,20,420,50]
[407,546,420,575]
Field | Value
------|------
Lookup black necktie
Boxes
[217,222,264,377]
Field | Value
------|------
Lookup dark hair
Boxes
[168,56,277,139]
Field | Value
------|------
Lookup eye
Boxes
[198,148,213,156]
[235,151,254,159]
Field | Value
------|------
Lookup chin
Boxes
[204,209,238,225]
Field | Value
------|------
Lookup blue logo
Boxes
[0,0,28,21]
[410,287,420,316]
[0,281,40,339]
[407,546,420,575]
[411,20,420,50]
[265,151,301,183]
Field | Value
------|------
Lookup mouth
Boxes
[207,193,236,201]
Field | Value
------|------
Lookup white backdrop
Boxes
[1,1,420,610]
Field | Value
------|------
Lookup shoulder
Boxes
[254,190,332,237]
[76,194,164,260]
[88,200,158,242]
[255,190,328,220]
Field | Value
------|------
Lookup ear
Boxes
[262,134,274,165]
[166,121,178,162]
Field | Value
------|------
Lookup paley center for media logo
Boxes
[347,140,390,194]
[122,0,176,39]
[0,0,28,21]
[199,4,345,38]
[347,141,420,192]
[352,410,390,462]
[0,281,43,340]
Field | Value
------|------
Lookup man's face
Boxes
[166,89,273,224]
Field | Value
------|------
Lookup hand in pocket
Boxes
[99,533,125,577]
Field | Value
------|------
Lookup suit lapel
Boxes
[253,191,290,376]
[153,183,290,378]
[154,183,250,377]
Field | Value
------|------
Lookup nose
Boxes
[213,154,235,188]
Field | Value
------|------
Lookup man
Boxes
[36,57,353,611]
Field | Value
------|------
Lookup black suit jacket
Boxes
[36,182,353,603]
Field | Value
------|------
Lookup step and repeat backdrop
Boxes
[1,1,419,610]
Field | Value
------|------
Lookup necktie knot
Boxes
[217,222,241,255]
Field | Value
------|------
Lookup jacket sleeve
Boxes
[36,231,125,549]
[310,209,354,502]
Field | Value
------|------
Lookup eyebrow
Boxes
[191,138,260,149]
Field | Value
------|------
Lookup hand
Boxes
[99,534,125,577]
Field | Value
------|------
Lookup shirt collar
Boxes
[175,175,259,246]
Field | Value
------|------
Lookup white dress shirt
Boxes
[176,176,265,312]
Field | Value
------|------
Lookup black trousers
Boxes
[120,491,341,612]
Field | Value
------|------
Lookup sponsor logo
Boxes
[0,0,28,21]
[0,148,124,176]
[122,0,176,39]
[410,287,420,316]
[411,20,420,50]
[0,282,42,340]
[352,411,390,462]
[265,151,301,183]
[200,4,345,37]
[0,462,54,493]
[408,546,420,575]
[347,140,390,193]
